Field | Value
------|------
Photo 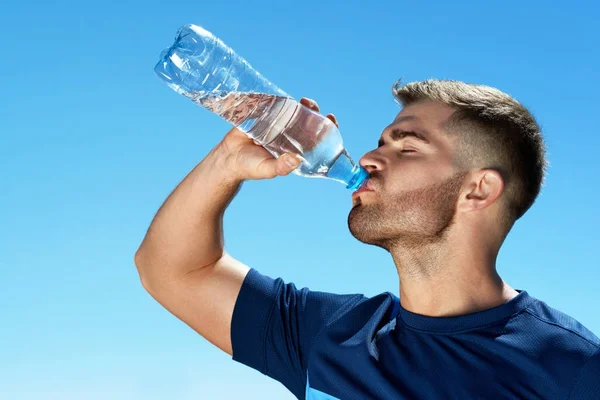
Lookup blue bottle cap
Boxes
[346,167,369,190]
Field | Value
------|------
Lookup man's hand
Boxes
[216,97,340,182]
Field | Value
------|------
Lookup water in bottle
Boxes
[154,24,368,190]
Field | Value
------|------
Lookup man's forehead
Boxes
[392,101,456,129]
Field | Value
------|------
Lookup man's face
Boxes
[348,100,467,250]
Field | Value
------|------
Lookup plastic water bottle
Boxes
[154,24,368,190]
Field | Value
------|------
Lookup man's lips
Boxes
[352,181,375,197]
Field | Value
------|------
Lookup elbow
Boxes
[134,247,145,271]
[134,248,154,292]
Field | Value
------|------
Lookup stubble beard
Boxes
[348,172,468,251]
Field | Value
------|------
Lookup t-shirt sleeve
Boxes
[568,347,600,399]
[230,268,365,398]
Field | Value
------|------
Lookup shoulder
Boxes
[521,295,600,349]
[317,291,400,346]
[513,294,600,370]
[324,291,398,325]
[236,268,396,325]
[525,300,600,400]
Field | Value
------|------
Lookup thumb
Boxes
[272,153,302,176]
[260,153,301,178]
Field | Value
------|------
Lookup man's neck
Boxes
[390,234,518,317]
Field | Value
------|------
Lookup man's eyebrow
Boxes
[378,127,431,147]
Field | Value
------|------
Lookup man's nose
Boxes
[359,149,385,173]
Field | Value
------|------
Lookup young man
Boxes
[135,80,600,399]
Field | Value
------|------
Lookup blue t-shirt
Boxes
[231,269,600,399]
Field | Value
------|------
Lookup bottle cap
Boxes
[347,167,369,190]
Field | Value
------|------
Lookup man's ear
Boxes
[457,169,504,213]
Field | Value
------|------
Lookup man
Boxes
[135,79,600,399]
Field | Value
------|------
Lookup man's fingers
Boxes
[300,97,320,113]
[278,153,302,176]
[300,98,339,127]
[326,113,339,128]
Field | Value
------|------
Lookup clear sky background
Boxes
[1,1,599,399]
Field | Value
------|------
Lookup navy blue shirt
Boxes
[231,269,600,399]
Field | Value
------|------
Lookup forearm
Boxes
[135,143,242,285]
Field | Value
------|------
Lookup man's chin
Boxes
[348,207,381,245]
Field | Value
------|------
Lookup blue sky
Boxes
[1,0,599,398]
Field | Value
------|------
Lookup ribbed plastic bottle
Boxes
[154,24,368,190]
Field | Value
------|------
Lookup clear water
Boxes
[184,90,366,187]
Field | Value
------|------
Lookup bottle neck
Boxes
[327,150,368,190]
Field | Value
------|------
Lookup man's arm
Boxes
[134,126,301,356]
